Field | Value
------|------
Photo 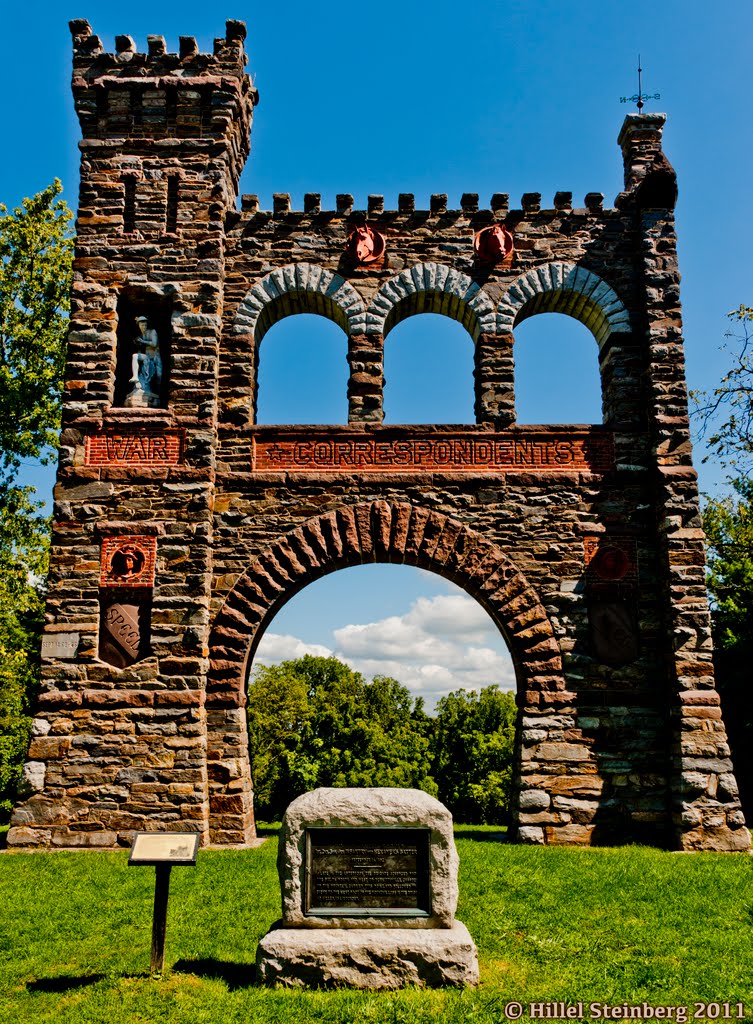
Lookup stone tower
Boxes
[8,20,749,852]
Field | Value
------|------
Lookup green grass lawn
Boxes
[1,827,752,1023]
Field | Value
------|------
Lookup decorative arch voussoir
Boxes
[496,262,631,348]
[231,262,367,341]
[207,502,562,705]
[366,262,496,341]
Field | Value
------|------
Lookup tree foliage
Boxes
[247,655,519,824]
[692,305,753,474]
[0,182,73,819]
[247,656,436,821]
[432,686,517,825]
[693,304,753,823]
[0,179,74,485]
[701,480,753,820]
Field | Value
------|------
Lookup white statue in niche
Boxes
[124,316,163,408]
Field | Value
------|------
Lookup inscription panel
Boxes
[85,430,184,467]
[252,430,614,474]
[305,827,431,916]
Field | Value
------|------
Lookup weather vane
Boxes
[620,55,660,111]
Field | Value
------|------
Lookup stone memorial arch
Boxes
[8,19,749,852]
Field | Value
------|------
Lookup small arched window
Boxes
[514,313,602,424]
[255,313,348,424]
[384,314,475,424]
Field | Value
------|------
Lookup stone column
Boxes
[619,113,750,851]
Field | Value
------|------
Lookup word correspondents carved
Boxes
[252,430,615,474]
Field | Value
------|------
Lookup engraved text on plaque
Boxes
[305,827,431,916]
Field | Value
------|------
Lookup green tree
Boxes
[693,305,753,474]
[247,655,436,821]
[0,181,73,819]
[701,480,753,819]
[693,305,753,822]
[431,686,517,825]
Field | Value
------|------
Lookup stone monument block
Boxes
[256,787,479,988]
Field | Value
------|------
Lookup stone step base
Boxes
[256,920,479,989]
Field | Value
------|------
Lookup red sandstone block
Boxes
[38,690,83,708]
[371,501,392,557]
[155,690,203,706]
[83,690,154,708]
[335,507,361,560]
[682,706,722,720]
[28,737,71,760]
[544,823,594,845]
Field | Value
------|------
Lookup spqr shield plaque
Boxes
[99,598,148,668]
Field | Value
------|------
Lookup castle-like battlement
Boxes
[69,18,251,74]
[233,191,608,217]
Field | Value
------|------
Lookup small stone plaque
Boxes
[41,633,80,659]
[305,827,431,917]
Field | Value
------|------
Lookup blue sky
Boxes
[4,1,751,706]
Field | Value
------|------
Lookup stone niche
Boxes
[256,788,479,989]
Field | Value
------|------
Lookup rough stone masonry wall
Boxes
[7,22,749,851]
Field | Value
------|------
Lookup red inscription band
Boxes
[85,431,184,467]
[252,432,614,474]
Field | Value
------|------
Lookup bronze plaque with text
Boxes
[305,827,431,916]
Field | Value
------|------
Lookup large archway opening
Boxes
[206,501,590,846]
[246,563,517,825]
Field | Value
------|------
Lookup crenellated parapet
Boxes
[69,18,257,202]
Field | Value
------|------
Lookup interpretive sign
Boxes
[252,430,614,474]
[129,831,200,865]
[129,832,199,976]
[305,827,431,917]
[85,430,184,467]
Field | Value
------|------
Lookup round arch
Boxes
[367,262,496,341]
[231,262,367,344]
[497,262,631,348]
[206,500,576,844]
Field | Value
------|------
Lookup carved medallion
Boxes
[584,536,637,584]
[473,223,514,265]
[345,224,386,265]
[100,535,157,588]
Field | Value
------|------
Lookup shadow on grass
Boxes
[27,974,105,993]
[172,958,256,990]
[454,829,509,843]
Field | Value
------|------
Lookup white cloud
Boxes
[254,632,332,665]
[333,593,515,708]
[252,594,516,710]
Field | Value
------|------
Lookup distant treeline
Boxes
[248,655,517,824]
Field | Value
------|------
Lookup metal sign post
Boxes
[129,832,200,976]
